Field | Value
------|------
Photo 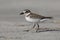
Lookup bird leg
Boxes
[36,23,39,32]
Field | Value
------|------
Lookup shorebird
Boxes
[20,9,53,32]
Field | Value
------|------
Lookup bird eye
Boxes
[25,11,28,13]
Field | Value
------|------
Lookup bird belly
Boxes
[25,17,40,23]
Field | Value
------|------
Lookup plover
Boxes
[20,9,53,32]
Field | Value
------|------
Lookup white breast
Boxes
[25,16,40,23]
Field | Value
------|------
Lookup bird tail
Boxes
[44,17,53,19]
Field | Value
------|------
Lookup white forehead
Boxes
[23,11,26,13]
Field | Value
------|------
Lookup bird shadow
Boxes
[23,28,60,32]
[36,28,60,32]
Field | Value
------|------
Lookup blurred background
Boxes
[0,0,60,22]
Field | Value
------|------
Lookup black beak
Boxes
[20,12,24,15]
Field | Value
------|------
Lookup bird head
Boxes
[20,9,31,15]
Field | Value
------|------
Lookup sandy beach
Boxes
[0,0,60,40]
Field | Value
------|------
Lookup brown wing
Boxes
[27,13,45,19]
